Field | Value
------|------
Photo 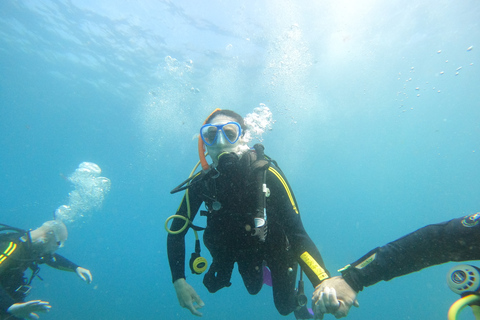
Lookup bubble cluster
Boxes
[55,162,111,224]
[163,56,193,78]
[243,104,274,143]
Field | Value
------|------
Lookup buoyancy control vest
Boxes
[199,144,271,242]
[0,224,42,298]
[166,144,274,277]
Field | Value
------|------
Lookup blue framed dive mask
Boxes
[200,122,242,146]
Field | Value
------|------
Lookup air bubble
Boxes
[243,104,274,143]
[55,162,111,224]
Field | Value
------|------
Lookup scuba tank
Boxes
[447,264,480,320]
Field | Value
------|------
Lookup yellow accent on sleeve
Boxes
[268,167,299,214]
[354,253,376,270]
[300,251,329,282]
[0,242,17,265]
[337,264,351,273]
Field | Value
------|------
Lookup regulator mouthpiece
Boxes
[447,264,480,295]
[216,152,239,174]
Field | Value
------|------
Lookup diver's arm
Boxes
[342,215,480,292]
[290,222,330,287]
[167,184,205,283]
[168,230,187,282]
[168,182,206,317]
[167,195,190,282]
[312,215,480,319]
[45,253,79,271]
[266,166,330,287]
[44,254,92,283]
[0,285,16,318]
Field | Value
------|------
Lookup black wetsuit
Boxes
[0,232,79,320]
[341,214,480,292]
[167,150,330,315]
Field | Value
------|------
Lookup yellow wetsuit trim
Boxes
[300,251,329,282]
[354,253,377,270]
[0,242,17,265]
[268,167,299,214]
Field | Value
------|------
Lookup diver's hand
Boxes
[173,278,205,316]
[7,300,51,319]
[76,267,93,284]
[312,276,359,319]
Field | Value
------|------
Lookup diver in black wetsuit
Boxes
[0,221,92,320]
[312,213,480,319]
[167,109,330,318]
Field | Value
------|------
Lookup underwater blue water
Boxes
[1,0,479,319]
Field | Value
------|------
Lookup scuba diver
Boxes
[312,212,480,319]
[0,220,92,320]
[167,109,330,319]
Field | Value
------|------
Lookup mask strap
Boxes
[198,108,221,171]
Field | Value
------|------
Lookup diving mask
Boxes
[200,122,242,146]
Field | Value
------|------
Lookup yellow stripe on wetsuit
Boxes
[268,167,299,214]
[300,251,329,282]
[0,242,17,265]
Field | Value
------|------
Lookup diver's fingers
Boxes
[27,313,39,320]
[181,292,202,316]
[76,267,93,284]
[193,294,205,311]
[316,292,327,313]
[84,270,93,283]
[326,287,340,312]
[185,300,203,317]
[192,292,204,307]
[23,301,51,312]
[313,293,326,319]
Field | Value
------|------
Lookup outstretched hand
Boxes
[76,267,93,284]
[312,276,359,319]
[173,278,205,316]
[7,300,51,320]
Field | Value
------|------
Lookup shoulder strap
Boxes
[249,144,271,242]
[27,262,42,284]
[250,144,270,172]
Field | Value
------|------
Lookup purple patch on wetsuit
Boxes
[263,266,272,287]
